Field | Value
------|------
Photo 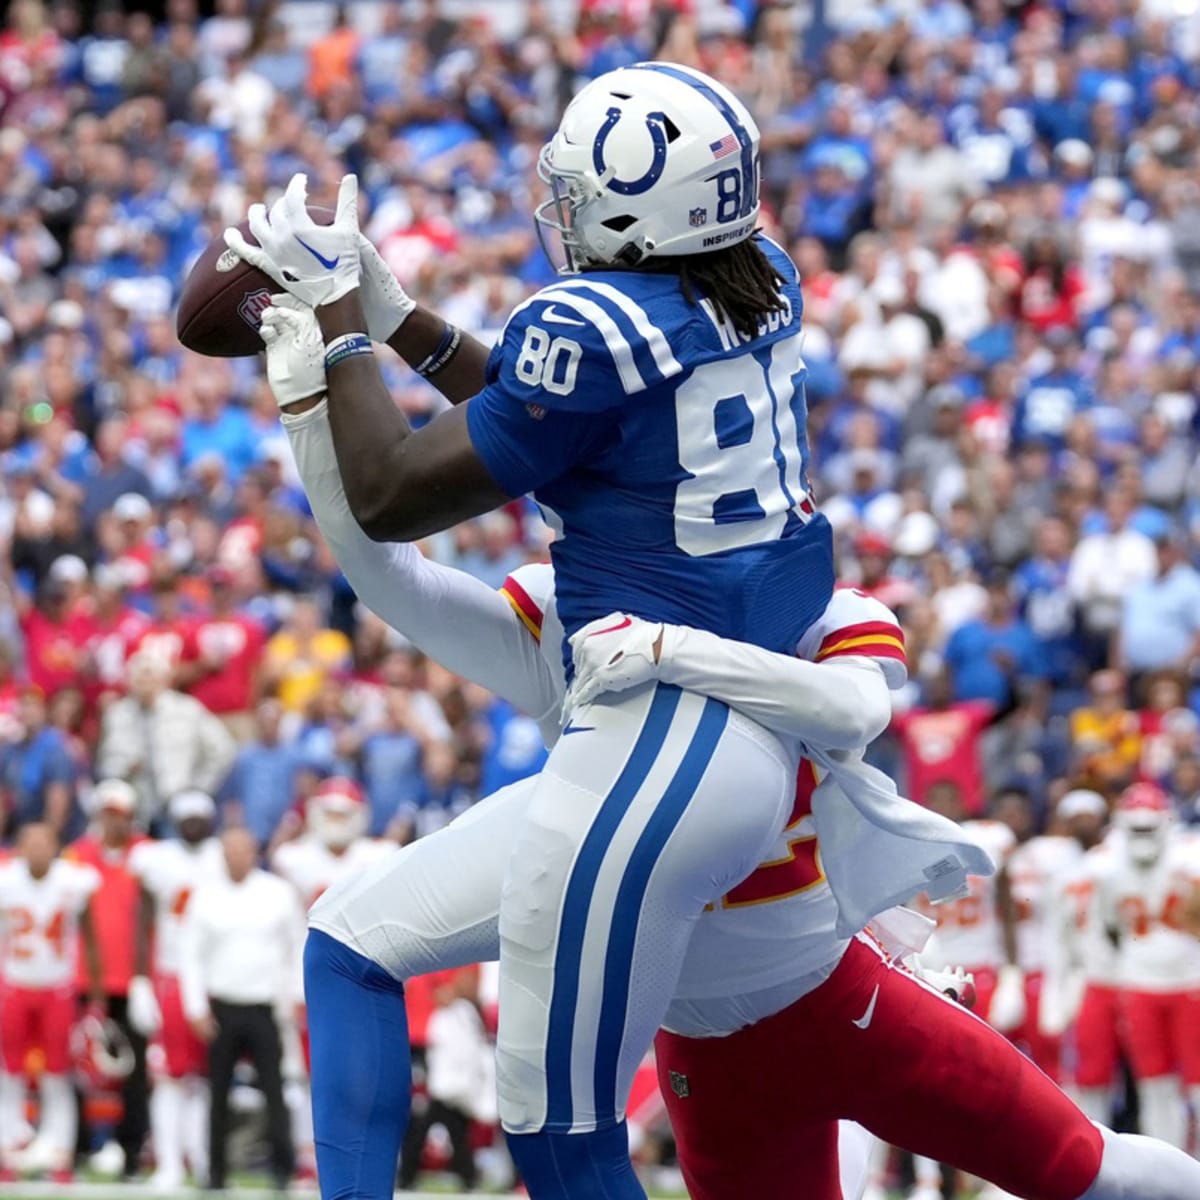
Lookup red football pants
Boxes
[1075,983,1123,1090]
[656,938,1104,1200]
[0,983,75,1073]
[1120,988,1200,1085]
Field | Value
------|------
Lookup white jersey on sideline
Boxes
[917,820,1015,973]
[1007,835,1085,975]
[1096,832,1200,992]
[272,835,395,909]
[128,837,226,977]
[0,858,100,989]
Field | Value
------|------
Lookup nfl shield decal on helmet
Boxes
[669,1070,690,1099]
[689,207,707,227]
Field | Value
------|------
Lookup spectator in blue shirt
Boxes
[218,700,302,845]
[1120,532,1200,676]
[1011,326,1093,450]
[945,570,1047,704]
[180,380,258,484]
[480,702,548,796]
[359,689,434,839]
[0,687,78,839]
[1013,516,1087,692]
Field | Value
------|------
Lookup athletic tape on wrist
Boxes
[324,332,374,370]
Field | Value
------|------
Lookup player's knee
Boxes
[303,928,402,994]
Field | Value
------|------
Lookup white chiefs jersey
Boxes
[0,858,100,988]
[1047,839,1121,988]
[1097,832,1200,992]
[503,569,910,1017]
[273,835,395,909]
[918,820,1016,972]
[1007,835,1084,974]
[128,838,226,977]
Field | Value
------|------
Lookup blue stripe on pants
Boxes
[592,697,729,1123]
[543,684,682,1130]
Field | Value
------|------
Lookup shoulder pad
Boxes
[495,277,684,409]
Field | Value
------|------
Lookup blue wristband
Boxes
[324,332,373,370]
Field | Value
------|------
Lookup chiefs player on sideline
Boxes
[272,777,393,1179]
[64,779,152,1178]
[0,822,104,1182]
[272,778,392,909]
[996,788,1109,1081]
[257,350,1200,1200]
[126,791,226,1190]
[1041,796,1125,1123]
[1095,784,1200,1150]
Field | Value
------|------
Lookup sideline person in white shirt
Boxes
[179,827,304,1191]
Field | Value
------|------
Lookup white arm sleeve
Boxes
[282,400,561,724]
[655,625,893,750]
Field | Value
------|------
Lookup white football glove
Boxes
[988,963,1027,1032]
[127,974,162,1037]
[565,613,667,714]
[258,295,327,408]
[1038,967,1086,1038]
[357,233,415,342]
[225,173,361,309]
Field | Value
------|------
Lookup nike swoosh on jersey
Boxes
[852,984,880,1030]
[561,722,596,736]
[542,304,588,327]
[296,236,340,270]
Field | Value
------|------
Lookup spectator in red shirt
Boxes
[64,779,150,1177]
[18,576,94,698]
[124,569,195,678]
[179,566,265,741]
[892,669,1014,815]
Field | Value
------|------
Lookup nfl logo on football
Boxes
[238,288,273,330]
[689,207,707,227]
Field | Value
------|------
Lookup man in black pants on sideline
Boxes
[179,825,305,1190]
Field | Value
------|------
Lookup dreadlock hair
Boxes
[645,233,787,339]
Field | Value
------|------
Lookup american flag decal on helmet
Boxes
[709,133,738,159]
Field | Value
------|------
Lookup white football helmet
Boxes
[535,62,761,273]
[1115,783,1174,866]
[307,776,368,850]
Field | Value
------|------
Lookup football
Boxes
[176,206,333,358]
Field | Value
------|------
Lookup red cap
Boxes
[854,529,893,558]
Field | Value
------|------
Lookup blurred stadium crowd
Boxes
[3,0,1200,1189]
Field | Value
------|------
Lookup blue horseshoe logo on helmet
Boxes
[592,106,669,196]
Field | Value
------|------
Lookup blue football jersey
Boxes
[466,237,834,656]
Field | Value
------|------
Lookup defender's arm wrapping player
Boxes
[267,318,1200,1200]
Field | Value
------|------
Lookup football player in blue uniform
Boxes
[228,62,835,1198]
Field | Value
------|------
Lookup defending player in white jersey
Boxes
[277,382,1200,1200]
[1094,783,1200,1150]
[0,822,103,1181]
[126,791,227,1190]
